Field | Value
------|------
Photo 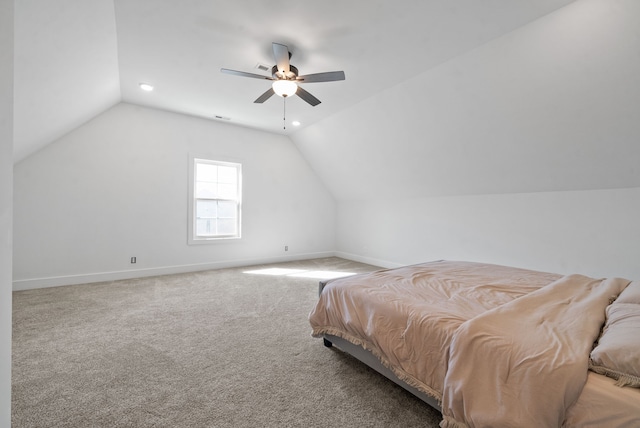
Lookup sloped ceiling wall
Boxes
[13,0,577,163]
[292,0,640,200]
[13,0,120,161]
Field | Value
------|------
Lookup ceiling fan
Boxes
[221,42,345,107]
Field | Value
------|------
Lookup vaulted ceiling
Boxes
[13,0,579,163]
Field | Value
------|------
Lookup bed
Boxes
[308,261,640,427]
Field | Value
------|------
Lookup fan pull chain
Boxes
[283,96,287,130]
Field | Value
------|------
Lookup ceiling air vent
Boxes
[214,115,231,121]
[255,63,270,72]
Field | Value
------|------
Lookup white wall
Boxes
[13,103,336,289]
[0,0,13,422]
[337,188,640,279]
[294,0,640,279]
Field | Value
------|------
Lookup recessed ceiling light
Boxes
[139,83,154,92]
[292,121,301,126]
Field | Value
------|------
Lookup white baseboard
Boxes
[12,251,336,291]
[333,251,403,269]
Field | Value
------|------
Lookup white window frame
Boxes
[188,155,242,244]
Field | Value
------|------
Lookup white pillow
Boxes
[589,302,640,388]
[615,280,640,304]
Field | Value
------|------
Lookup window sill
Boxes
[188,236,241,245]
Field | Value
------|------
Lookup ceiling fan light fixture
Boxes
[272,80,298,97]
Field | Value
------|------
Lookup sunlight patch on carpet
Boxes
[243,268,356,280]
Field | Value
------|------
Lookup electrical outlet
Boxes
[131,257,136,264]
[284,246,288,252]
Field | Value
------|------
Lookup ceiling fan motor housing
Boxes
[272,64,298,80]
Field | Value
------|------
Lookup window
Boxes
[189,157,242,243]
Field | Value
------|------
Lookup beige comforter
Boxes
[440,274,629,428]
[309,261,561,400]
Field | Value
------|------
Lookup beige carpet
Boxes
[12,257,442,427]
